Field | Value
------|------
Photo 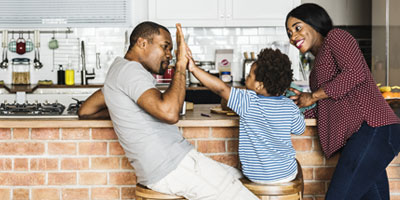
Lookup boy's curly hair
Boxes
[254,48,293,96]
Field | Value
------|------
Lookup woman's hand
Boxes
[288,88,316,108]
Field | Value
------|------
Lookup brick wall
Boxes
[0,126,399,200]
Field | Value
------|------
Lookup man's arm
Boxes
[78,89,110,119]
[136,24,188,124]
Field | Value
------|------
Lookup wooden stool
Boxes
[241,161,304,200]
[135,184,186,200]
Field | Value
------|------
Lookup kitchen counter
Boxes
[0,104,316,128]
[0,105,398,200]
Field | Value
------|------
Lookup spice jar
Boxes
[12,58,31,85]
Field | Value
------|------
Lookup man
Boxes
[81,21,259,200]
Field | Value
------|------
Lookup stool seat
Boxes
[241,161,304,200]
[135,183,186,200]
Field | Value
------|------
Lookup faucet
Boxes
[80,40,95,85]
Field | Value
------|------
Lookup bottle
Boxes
[57,65,65,85]
[65,64,74,85]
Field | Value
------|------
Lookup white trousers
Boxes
[147,149,260,200]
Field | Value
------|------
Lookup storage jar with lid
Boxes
[12,58,31,85]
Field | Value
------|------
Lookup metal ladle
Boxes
[33,30,43,70]
[33,47,43,69]
[0,30,8,69]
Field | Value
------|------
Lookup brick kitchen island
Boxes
[0,104,399,200]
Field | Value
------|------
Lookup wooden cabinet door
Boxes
[148,0,225,27]
[225,0,300,26]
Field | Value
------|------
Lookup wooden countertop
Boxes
[0,104,316,128]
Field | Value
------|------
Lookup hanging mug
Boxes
[48,32,59,50]
[8,33,16,53]
[16,33,26,55]
[25,32,34,53]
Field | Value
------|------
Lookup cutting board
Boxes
[210,106,237,116]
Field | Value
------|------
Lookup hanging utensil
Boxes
[0,30,8,70]
[33,30,43,70]
[8,31,16,53]
[25,31,34,53]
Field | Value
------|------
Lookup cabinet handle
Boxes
[220,14,225,19]
[226,14,231,19]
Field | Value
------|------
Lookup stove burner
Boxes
[0,102,66,116]
[67,103,80,115]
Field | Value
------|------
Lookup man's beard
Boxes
[157,61,168,75]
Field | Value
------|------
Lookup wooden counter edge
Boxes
[0,118,316,128]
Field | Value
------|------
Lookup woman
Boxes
[285,3,400,200]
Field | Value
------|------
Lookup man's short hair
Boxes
[128,21,170,51]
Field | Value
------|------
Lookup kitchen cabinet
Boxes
[301,0,371,25]
[148,0,300,27]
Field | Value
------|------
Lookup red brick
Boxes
[302,167,314,180]
[209,154,239,167]
[303,126,318,136]
[325,153,340,166]
[79,172,107,185]
[197,140,226,153]
[304,181,326,195]
[62,128,90,140]
[296,152,324,166]
[312,138,322,151]
[0,158,12,170]
[31,128,59,140]
[48,172,76,185]
[92,187,120,199]
[182,127,210,138]
[292,138,312,151]
[30,158,58,171]
[0,189,10,200]
[14,158,28,171]
[13,188,29,199]
[388,166,400,178]
[121,157,134,170]
[390,180,400,193]
[0,173,45,186]
[0,128,11,140]
[31,188,59,200]
[121,187,136,199]
[13,128,29,140]
[48,142,76,155]
[79,142,107,155]
[391,195,400,200]
[315,167,335,180]
[110,142,125,155]
[109,172,136,185]
[62,188,89,200]
[92,128,118,140]
[91,157,120,169]
[227,140,238,153]
[212,127,239,138]
[61,158,89,170]
[0,143,44,155]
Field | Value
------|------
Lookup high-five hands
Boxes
[175,23,190,70]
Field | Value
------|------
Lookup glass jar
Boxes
[12,58,31,85]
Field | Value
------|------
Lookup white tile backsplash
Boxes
[0,26,300,84]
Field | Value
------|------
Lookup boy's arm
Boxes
[188,58,231,100]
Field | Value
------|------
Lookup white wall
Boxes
[0,26,299,84]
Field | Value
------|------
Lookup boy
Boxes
[188,48,305,183]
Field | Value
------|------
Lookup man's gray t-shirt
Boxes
[103,57,193,185]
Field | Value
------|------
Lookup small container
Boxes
[221,71,232,83]
[65,64,74,85]
[57,65,65,85]
[12,58,31,85]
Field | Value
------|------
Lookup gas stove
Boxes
[0,101,78,119]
